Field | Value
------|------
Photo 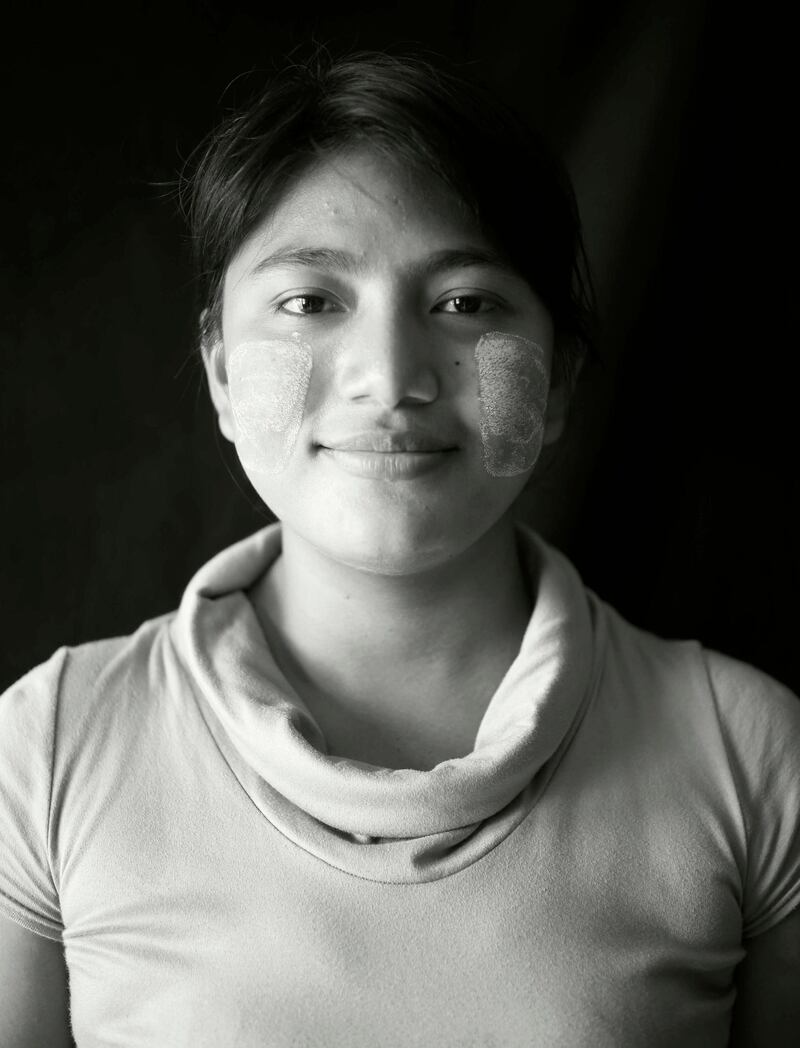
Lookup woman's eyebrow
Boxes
[246,246,516,279]
[419,249,516,278]
[248,247,356,277]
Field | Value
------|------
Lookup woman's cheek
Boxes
[227,340,312,476]
[474,332,550,477]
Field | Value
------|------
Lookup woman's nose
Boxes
[333,307,439,408]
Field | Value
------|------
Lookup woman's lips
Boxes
[319,446,456,479]
[316,428,459,479]
[321,431,455,453]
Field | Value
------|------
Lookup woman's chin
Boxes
[286,514,468,579]
[338,542,455,578]
[260,477,522,580]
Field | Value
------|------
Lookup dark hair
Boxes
[183,50,594,387]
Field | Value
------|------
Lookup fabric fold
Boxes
[171,523,598,880]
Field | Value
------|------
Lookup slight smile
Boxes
[318,446,457,480]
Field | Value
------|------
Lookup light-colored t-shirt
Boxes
[1,524,799,1047]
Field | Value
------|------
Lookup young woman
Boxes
[1,52,798,1048]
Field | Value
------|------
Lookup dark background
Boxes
[2,1,796,694]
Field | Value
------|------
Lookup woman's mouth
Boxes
[318,431,457,479]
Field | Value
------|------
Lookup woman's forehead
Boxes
[226,147,490,280]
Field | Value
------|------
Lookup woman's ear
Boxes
[200,315,236,443]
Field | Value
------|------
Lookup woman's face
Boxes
[205,148,566,575]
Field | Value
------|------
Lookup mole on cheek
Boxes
[227,340,312,475]
[475,332,550,477]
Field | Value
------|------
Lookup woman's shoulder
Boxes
[582,595,800,936]
[584,589,800,768]
[700,647,799,722]
[0,611,179,751]
[698,647,800,810]
[588,588,798,708]
[699,649,800,936]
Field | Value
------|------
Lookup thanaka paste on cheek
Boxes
[227,340,312,475]
[475,332,549,477]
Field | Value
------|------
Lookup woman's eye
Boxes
[278,295,333,316]
[435,295,494,315]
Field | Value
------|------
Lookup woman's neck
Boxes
[249,514,535,767]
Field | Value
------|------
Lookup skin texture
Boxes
[475,332,549,476]
[226,339,312,475]
[224,331,549,482]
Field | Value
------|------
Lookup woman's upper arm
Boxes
[0,914,74,1048]
[729,903,800,1047]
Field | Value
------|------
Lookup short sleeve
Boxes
[0,650,66,941]
[705,651,800,938]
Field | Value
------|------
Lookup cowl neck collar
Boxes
[172,523,597,883]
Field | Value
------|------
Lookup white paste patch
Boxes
[228,340,312,475]
[475,332,550,477]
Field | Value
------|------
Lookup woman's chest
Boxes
[60,772,742,1048]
